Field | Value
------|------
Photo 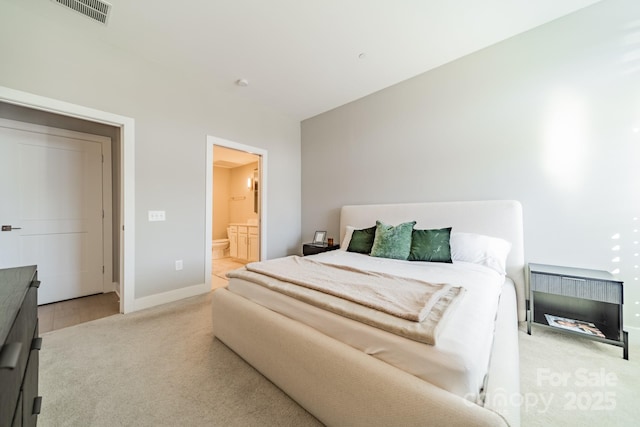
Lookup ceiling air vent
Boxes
[52,0,112,25]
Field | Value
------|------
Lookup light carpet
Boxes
[39,291,321,427]
[519,323,639,426]
[39,291,639,426]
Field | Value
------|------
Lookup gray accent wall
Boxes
[0,2,301,300]
[302,0,640,327]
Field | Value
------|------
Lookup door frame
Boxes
[205,135,267,287]
[0,118,114,299]
[0,86,136,313]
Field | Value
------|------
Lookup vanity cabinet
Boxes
[228,224,258,261]
[248,227,259,262]
[237,226,248,261]
[228,225,238,258]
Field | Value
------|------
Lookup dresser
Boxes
[0,265,42,426]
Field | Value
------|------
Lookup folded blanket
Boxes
[227,256,466,345]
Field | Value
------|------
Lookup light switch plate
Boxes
[148,210,166,221]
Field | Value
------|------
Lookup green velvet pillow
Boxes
[346,226,377,254]
[408,227,452,263]
[370,220,416,260]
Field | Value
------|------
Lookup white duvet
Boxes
[226,250,507,401]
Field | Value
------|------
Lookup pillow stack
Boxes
[346,220,451,262]
[343,220,511,274]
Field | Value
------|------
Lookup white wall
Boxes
[0,1,301,301]
[301,0,640,327]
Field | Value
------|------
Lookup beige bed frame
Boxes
[212,200,524,426]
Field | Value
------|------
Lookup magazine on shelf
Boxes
[544,314,605,338]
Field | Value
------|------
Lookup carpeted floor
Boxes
[39,291,639,426]
[39,291,320,427]
[519,323,639,426]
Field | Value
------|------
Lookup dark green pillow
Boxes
[408,227,453,263]
[346,226,377,254]
[370,220,416,260]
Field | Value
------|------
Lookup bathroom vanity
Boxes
[228,223,259,262]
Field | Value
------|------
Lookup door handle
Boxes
[1,225,22,231]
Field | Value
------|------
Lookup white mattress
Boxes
[226,250,509,400]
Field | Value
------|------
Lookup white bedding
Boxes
[226,250,508,401]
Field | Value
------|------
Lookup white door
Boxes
[0,121,104,304]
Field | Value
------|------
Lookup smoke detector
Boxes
[52,0,112,25]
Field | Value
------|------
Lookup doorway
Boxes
[0,86,135,314]
[204,135,267,290]
[0,118,112,305]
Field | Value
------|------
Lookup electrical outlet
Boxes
[175,260,183,271]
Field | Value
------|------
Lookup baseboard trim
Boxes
[110,281,119,294]
[133,283,209,312]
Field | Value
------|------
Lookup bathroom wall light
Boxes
[247,177,252,189]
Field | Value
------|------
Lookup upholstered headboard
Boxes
[340,200,526,321]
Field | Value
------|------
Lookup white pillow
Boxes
[450,232,512,275]
[340,226,355,250]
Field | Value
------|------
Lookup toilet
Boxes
[212,227,231,260]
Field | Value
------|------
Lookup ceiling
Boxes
[24,0,601,120]
[213,145,259,168]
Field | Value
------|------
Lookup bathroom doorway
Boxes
[205,136,267,290]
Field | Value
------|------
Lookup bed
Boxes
[212,200,524,426]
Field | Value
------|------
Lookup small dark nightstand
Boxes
[302,243,340,256]
[528,263,628,360]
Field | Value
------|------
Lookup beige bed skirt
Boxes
[212,286,520,426]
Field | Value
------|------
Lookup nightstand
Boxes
[302,243,340,256]
[527,263,628,359]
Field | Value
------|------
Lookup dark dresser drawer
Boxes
[1,287,37,413]
[0,266,40,427]
[22,343,41,426]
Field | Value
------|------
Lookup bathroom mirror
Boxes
[253,168,259,214]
